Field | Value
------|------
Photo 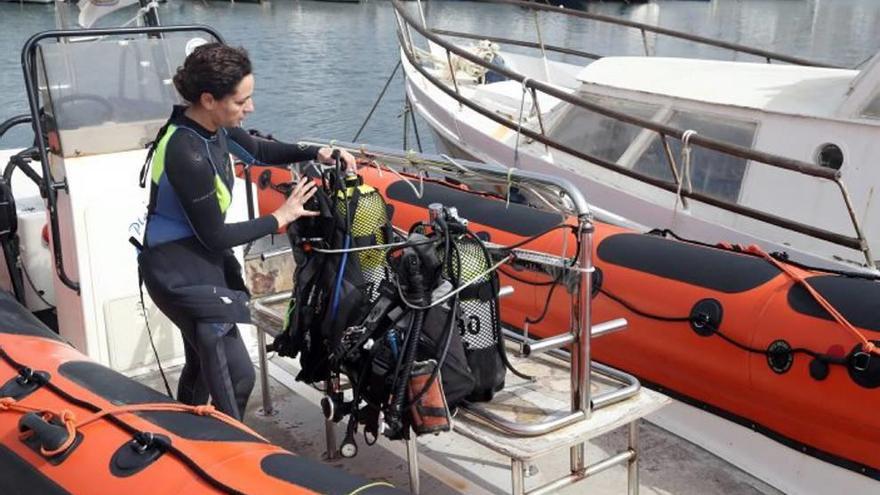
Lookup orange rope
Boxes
[744,244,878,357]
[1,396,268,458]
[1,397,78,456]
[40,410,77,457]
[0,396,42,414]
[73,402,267,442]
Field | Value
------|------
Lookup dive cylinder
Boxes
[335,174,390,303]
[435,205,505,402]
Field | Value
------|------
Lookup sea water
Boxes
[1,0,879,151]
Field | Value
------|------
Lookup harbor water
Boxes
[1,0,879,151]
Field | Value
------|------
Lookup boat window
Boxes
[633,112,756,202]
[546,94,659,164]
[36,32,217,156]
[862,92,880,119]
[816,143,844,170]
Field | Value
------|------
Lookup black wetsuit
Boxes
[138,106,319,420]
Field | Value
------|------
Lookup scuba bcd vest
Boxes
[140,122,234,247]
[270,170,394,383]
[269,161,516,453]
[448,233,506,401]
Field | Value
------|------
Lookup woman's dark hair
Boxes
[173,43,252,103]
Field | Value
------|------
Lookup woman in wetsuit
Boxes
[138,43,356,420]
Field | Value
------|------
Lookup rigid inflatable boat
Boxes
[244,160,880,483]
[0,290,399,495]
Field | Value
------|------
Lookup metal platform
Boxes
[251,294,669,495]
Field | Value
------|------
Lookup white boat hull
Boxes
[401,52,874,273]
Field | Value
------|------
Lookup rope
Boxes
[1,398,78,456]
[597,288,849,365]
[18,254,54,309]
[388,157,424,199]
[512,77,531,179]
[395,254,513,310]
[505,165,517,208]
[348,482,396,495]
[676,130,697,211]
[0,397,268,458]
[743,244,879,358]
[313,240,408,254]
[0,347,251,495]
[353,60,401,142]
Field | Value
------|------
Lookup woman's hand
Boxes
[272,179,319,228]
[316,147,357,173]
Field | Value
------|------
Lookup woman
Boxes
[138,43,356,420]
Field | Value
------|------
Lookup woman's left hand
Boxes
[317,147,358,173]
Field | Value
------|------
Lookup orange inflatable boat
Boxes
[244,160,880,481]
[0,291,399,495]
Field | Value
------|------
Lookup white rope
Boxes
[676,129,698,211]
[505,165,517,208]
[396,255,513,310]
[443,153,561,214]
[520,185,564,214]
[385,155,425,199]
[440,154,473,174]
[313,241,408,255]
[509,77,533,208]
[513,77,530,170]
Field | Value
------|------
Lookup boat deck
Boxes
[135,350,781,494]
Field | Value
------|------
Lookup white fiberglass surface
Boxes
[861,91,880,119]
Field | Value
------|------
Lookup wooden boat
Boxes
[241,154,880,492]
[0,290,399,494]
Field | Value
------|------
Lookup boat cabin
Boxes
[546,54,880,267]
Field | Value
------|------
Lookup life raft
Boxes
[244,160,880,481]
[0,291,399,495]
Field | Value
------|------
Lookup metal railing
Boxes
[392,0,875,269]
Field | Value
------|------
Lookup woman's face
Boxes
[203,74,255,128]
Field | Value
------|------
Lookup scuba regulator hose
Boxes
[386,251,428,438]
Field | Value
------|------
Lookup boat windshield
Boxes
[35,32,218,157]
[548,92,756,203]
[547,95,659,165]
[632,111,756,202]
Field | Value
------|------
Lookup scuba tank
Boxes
[450,233,505,401]
[334,174,392,304]
[431,206,505,402]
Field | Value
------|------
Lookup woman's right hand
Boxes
[272,179,319,228]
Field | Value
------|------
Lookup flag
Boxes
[77,0,140,28]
